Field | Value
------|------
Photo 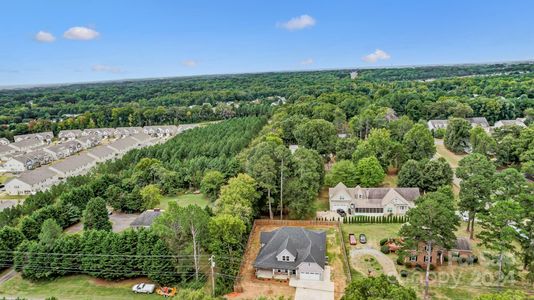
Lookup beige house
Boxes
[329,182,420,216]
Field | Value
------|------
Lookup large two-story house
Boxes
[254,227,326,281]
[329,182,420,216]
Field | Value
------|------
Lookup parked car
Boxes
[336,209,346,217]
[349,233,357,245]
[132,283,156,294]
[359,234,367,244]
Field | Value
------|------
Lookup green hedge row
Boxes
[345,215,409,224]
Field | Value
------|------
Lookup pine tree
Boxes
[148,240,179,286]
[83,197,112,231]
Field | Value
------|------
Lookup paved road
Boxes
[350,248,400,281]
[0,269,16,285]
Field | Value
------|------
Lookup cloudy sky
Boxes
[1,0,533,85]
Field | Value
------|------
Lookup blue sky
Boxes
[1,0,533,86]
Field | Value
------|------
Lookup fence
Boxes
[233,218,352,292]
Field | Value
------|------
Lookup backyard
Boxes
[159,193,210,210]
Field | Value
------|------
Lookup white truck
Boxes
[132,283,156,294]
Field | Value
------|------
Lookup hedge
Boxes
[343,215,409,224]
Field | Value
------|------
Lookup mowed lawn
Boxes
[434,139,467,169]
[0,274,162,300]
[159,193,210,210]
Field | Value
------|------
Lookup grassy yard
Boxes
[434,140,467,169]
[0,274,163,300]
[316,187,330,211]
[381,174,398,188]
[159,193,210,210]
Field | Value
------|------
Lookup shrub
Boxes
[460,257,467,264]
[397,256,405,265]
[379,238,389,246]
[415,264,425,272]
[429,264,436,271]
[380,245,390,254]
[400,270,409,277]
[443,255,449,262]
[404,261,413,268]
[473,256,478,264]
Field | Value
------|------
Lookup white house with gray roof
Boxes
[3,150,54,172]
[493,118,527,129]
[329,182,420,216]
[143,125,178,137]
[87,145,117,162]
[0,145,19,161]
[75,136,101,149]
[9,139,44,153]
[113,127,143,138]
[5,167,59,195]
[58,129,83,141]
[48,153,96,178]
[254,227,326,281]
[44,140,82,160]
[83,128,114,139]
[427,117,490,132]
[14,132,53,143]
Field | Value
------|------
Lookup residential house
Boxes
[405,238,473,268]
[44,140,82,160]
[75,136,101,149]
[329,183,420,216]
[14,132,53,143]
[4,167,59,195]
[87,145,117,163]
[9,139,44,153]
[3,150,54,172]
[0,138,10,145]
[130,132,154,146]
[427,117,490,132]
[113,127,143,138]
[48,153,96,178]
[58,129,83,141]
[143,125,178,137]
[130,209,164,229]
[0,145,18,161]
[254,227,326,281]
[107,136,139,156]
[83,128,114,139]
[493,119,527,129]
[177,124,200,133]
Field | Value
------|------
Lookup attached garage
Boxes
[331,204,348,212]
[299,271,321,281]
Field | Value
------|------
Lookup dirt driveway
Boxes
[230,221,347,300]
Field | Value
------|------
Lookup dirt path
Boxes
[0,269,16,285]
[350,248,399,281]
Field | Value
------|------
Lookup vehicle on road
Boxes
[349,233,357,245]
[132,283,156,294]
[359,233,367,244]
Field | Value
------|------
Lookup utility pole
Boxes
[209,255,215,296]
[280,157,283,220]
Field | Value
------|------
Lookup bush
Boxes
[473,256,478,264]
[397,256,405,265]
[460,257,467,264]
[429,264,436,271]
[400,270,409,277]
[380,245,390,254]
[379,238,389,246]
[443,255,449,262]
[415,264,425,272]
[404,261,413,268]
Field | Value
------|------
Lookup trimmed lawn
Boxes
[159,193,210,210]
[434,140,466,169]
[381,174,398,188]
[0,274,162,300]
[316,187,330,211]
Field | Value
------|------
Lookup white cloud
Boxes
[277,14,316,31]
[91,64,122,73]
[300,58,314,66]
[362,49,391,63]
[182,59,198,68]
[34,31,55,43]
[64,26,100,40]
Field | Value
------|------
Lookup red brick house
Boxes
[405,237,473,268]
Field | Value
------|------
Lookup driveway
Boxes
[65,212,140,233]
[290,266,334,300]
[350,248,399,281]
[0,269,16,285]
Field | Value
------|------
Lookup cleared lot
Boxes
[66,212,140,233]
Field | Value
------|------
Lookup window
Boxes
[424,255,433,263]
[387,207,393,213]
[339,196,344,200]
[410,256,417,262]
[282,256,290,261]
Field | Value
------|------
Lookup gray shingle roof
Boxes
[130,210,163,227]
[467,117,489,127]
[10,139,43,150]
[49,153,95,174]
[254,227,326,270]
[87,145,116,159]
[108,136,138,152]
[453,237,472,251]
[10,167,58,186]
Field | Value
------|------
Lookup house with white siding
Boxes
[58,129,83,141]
[493,118,527,129]
[44,140,82,160]
[14,132,53,143]
[83,128,114,139]
[9,139,44,152]
[113,127,143,138]
[75,136,100,149]
[5,167,59,195]
[48,153,96,178]
[143,125,178,137]
[3,150,54,172]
